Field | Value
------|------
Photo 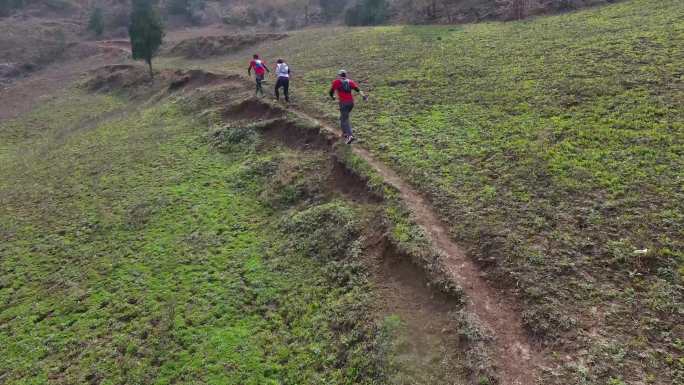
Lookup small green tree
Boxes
[88,7,105,37]
[129,0,164,79]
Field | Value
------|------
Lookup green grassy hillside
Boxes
[0,89,402,384]
[161,0,684,382]
[2,0,682,383]
[0,75,475,384]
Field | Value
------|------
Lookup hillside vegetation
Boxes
[0,89,385,384]
[1,0,682,384]
[0,68,476,383]
[161,0,684,382]
[0,0,630,79]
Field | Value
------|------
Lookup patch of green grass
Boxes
[177,0,683,383]
[0,90,125,163]
[0,93,391,384]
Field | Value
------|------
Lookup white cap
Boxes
[338,69,347,76]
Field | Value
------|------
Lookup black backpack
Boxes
[341,79,352,93]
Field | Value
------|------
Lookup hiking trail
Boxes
[232,79,545,385]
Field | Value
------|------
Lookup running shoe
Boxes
[345,135,355,145]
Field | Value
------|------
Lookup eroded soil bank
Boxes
[192,71,544,384]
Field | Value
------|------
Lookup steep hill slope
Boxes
[1,68,480,384]
[162,0,683,383]
[1,0,682,383]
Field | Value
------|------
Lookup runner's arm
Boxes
[329,86,336,100]
[264,64,271,73]
[352,85,367,99]
[247,63,252,76]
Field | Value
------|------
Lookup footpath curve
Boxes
[171,69,545,383]
[286,106,540,385]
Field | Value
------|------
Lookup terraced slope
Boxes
[160,0,684,383]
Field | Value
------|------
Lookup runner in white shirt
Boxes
[274,59,291,103]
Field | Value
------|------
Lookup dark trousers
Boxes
[255,74,264,95]
[339,102,354,136]
[275,77,289,101]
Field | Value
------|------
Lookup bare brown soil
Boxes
[369,234,470,383]
[261,118,336,151]
[222,99,288,121]
[83,64,243,100]
[327,160,383,204]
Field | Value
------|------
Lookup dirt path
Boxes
[215,72,542,383]
[253,120,469,383]
[218,80,540,382]
[361,145,539,384]
[278,100,543,385]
